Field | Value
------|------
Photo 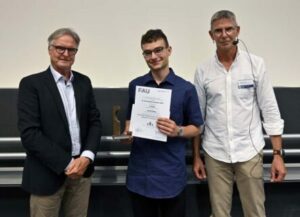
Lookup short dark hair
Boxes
[141,29,169,48]
[210,10,238,30]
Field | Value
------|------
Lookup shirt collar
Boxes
[142,68,176,86]
[50,65,74,83]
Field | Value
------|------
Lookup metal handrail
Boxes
[1,149,300,160]
[0,136,128,142]
[0,135,300,160]
[1,134,300,142]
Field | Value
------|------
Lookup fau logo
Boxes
[138,87,150,94]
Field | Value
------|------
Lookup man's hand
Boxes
[120,130,133,145]
[270,155,286,182]
[65,157,91,179]
[156,117,178,137]
[121,120,133,144]
[193,156,207,180]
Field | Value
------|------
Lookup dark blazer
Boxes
[17,67,102,195]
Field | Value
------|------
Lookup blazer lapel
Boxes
[72,73,82,123]
[43,68,69,128]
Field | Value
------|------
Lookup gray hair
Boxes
[47,28,80,47]
[210,10,238,30]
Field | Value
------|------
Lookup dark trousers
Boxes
[129,189,186,217]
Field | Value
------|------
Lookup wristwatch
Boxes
[177,126,184,137]
[273,149,285,158]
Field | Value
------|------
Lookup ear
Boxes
[167,46,172,56]
[236,26,240,37]
[209,30,214,41]
[48,46,51,55]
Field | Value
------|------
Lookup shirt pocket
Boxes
[237,79,255,100]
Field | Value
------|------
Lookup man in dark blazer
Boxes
[17,28,102,217]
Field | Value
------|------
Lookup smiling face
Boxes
[48,34,78,76]
[142,38,171,73]
[209,18,240,52]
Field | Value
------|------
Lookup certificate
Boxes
[130,86,172,142]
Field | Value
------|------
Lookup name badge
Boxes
[238,79,255,89]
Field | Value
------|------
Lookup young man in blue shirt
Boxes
[123,29,203,217]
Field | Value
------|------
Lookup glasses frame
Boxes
[50,45,78,56]
[142,46,166,58]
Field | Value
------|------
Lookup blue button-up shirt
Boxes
[126,69,203,198]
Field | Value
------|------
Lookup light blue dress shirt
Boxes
[50,66,94,161]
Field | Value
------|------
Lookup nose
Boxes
[62,49,70,56]
[150,52,158,58]
[221,29,228,37]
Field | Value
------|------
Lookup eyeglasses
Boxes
[211,26,237,37]
[50,45,78,56]
[142,46,166,58]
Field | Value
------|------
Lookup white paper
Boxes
[130,86,172,142]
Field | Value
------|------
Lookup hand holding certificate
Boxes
[130,86,172,142]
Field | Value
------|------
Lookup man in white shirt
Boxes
[192,10,286,217]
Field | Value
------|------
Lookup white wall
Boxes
[0,0,299,87]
